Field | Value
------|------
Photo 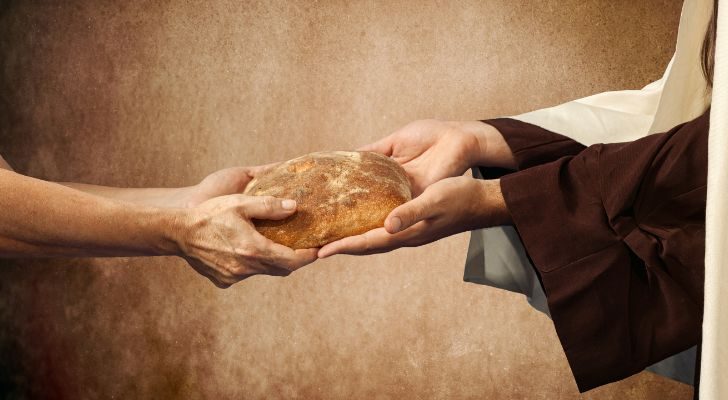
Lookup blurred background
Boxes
[0,1,688,398]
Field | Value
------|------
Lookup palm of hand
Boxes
[365,120,477,196]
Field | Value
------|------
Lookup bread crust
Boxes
[243,151,412,249]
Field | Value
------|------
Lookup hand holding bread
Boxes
[317,176,510,258]
[244,151,412,249]
[176,194,318,288]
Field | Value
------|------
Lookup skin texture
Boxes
[318,176,510,257]
[63,164,279,208]
[358,120,516,196]
[0,166,317,288]
[319,121,514,258]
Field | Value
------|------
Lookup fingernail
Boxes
[389,216,402,233]
[282,199,296,210]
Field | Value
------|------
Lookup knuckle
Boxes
[236,244,259,259]
[262,196,277,213]
[361,236,372,253]
[226,258,253,276]
[229,264,247,276]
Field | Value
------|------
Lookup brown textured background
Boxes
[0,1,689,399]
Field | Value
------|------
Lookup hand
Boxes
[180,164,277,208]
[360,120,514,196]
[317,177,511,257]
[175,194,318,288]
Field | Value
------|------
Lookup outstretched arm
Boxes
[60,165,276,208]
[0,168,180,258]
[0,168,317,287]
[356,117,587,197]
[324,110,709,391]
[1,153,275,209]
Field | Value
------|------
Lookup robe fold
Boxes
[483,112,708,391]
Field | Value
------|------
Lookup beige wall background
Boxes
[0,1,689,399]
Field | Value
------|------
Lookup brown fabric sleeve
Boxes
[499,111,708,392]
[483,118,587,170]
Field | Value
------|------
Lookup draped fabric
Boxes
[700,0,728,397]
[486,113,708,392]
[464,0,719,390]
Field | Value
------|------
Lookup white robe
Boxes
[464,0,717,389]
[701,0,728,397]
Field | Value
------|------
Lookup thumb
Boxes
[384,195,436,234]
[357,136,393,156]
[241,195,298,220]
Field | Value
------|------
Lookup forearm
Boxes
[0,169,182,258]
[474,178,513,227]
[61,183,194,208]
[3,153,193,208]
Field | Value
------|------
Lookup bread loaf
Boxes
[243,151,412,249]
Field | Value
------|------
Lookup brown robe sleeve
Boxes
[492,112,708,392]
[484,118,587,169]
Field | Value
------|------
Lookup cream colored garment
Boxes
[465,0,713,387]
[701,0,728,397]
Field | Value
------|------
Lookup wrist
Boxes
[148,207,188,256]
[447,120,492,170]
[475,179,512,227]
[458,121,516,170]
[165,186,197,208]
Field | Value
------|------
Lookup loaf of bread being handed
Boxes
[244,151,412,249]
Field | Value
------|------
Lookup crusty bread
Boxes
[243,151,412,249]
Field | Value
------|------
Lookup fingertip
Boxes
[296,248,319,261]
[357,138,392,156]
[385,215,403,234]
[317,246,334,258]
[281,199,297,210]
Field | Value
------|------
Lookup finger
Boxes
[384,193,438,234]
[240,195,298,220]
[318,228,397,258]
[223,167,257,193]
[294,248,320,266]
[250,258,295,277]
[357,137,393,156]
[259,240,318,271]
[185,258,232,289]
[243,231,318,272]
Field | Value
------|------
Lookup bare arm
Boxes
[0,167,317,287]
[59,165,273,208]
[0,169,179,258]
[60,182,195,208]
[0,153,194,208]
